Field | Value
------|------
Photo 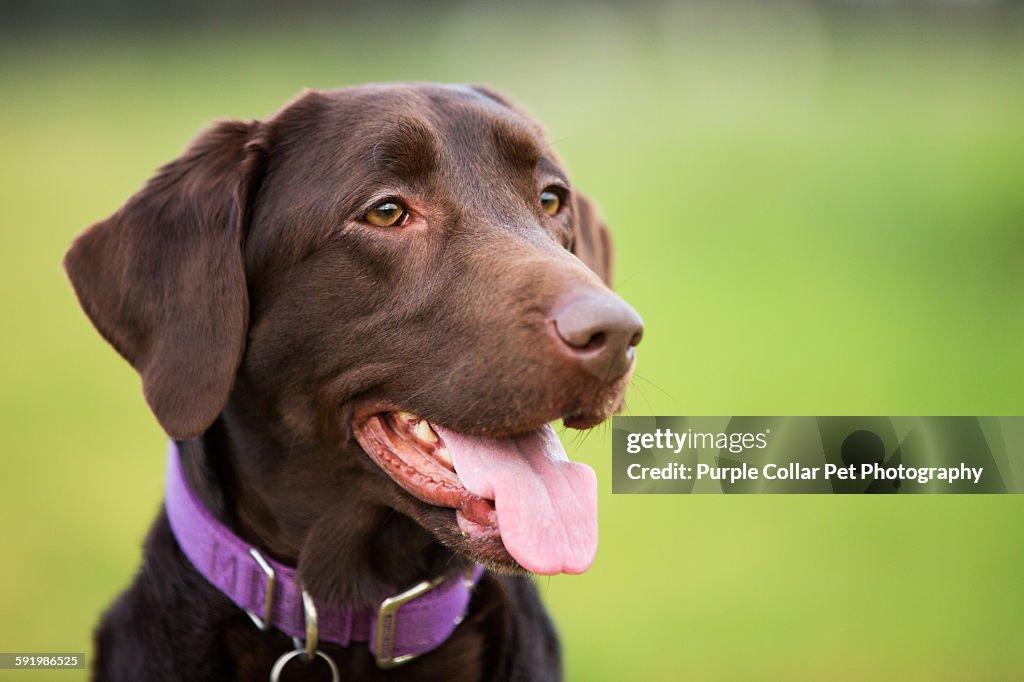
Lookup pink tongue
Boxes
[435,424,597,575]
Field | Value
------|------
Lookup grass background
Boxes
[1,3,1022,679]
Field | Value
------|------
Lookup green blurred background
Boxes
[2,1,1023,679]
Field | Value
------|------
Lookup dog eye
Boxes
[364,201,408,227]
[540,189,562,216]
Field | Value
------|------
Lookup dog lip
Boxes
[562,412,607,429]
[353,411,499,532]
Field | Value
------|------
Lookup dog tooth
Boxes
[396,411,418,424]
[435,445,453,467]
[414,419,439,443]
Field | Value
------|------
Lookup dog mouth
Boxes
[354,411,597,575]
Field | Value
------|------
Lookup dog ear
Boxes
[571,192,614,286]
[64,120,269,439]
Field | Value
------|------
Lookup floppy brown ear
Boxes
[64,120,269,439]
[572,192,614,286]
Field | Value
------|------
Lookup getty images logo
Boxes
[625,428,770,455]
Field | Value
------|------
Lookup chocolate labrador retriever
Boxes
[65,83,642,681]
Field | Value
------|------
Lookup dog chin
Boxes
[429,509,530,575]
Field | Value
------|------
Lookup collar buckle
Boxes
[244,548,276,631]
[374,575,448,668]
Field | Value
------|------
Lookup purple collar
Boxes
[164,442,484,669]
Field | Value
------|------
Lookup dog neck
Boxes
[178,414,473,611]
[167,438,484,669]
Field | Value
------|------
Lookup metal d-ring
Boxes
[300,588,319,660]
[269,649,340,682]
[268,586,339,681]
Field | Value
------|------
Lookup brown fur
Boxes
[66,83,634,681]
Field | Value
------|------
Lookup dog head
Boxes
[66,84,642,591]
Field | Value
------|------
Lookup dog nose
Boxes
[552,294,644,379]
